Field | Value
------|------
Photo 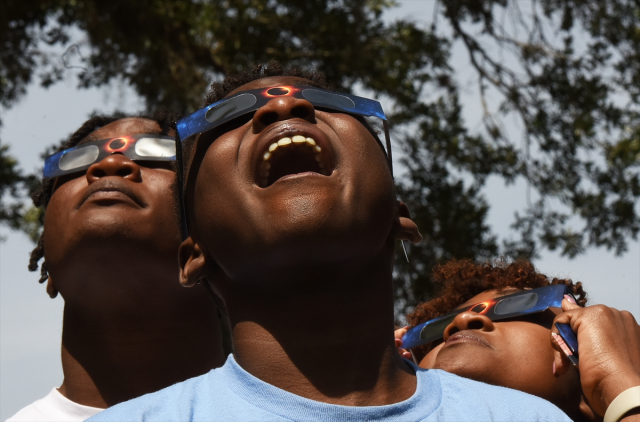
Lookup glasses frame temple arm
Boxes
[175,133,189,241]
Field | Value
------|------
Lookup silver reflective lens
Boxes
[494,292,538,315]
[205,94,257,123]
[59,145,100,171]
[135,137,176,157]
[302,89,355,110]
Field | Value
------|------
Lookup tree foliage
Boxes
[0,142,41,241]
[2,0,639,317]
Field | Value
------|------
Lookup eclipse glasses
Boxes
[43,134,176,179]
[176,85,393,171]
[401,284,577,350]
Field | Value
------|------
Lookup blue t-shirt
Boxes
[88,355,570,421]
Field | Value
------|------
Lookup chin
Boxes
[432,355,495,384]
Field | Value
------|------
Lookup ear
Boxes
[393,201,422,244]
[178,236,209,287]
[46,276,58,299]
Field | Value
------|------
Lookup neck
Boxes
[58,280,225,408]
[225,247,416,406]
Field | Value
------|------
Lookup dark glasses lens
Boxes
[301,89,356,110]
[494,291,538,315]
[58,145,100,171]
[419,313,457,342]
[205,94,257,123]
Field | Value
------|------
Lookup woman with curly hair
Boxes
[396,259,640,422]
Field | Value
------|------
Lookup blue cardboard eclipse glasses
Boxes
[176,85,392,171]
[401,284,577,350]
[43,134,176,179]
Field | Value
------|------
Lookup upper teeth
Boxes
[260,136,326,186]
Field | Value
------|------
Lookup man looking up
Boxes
[90,64,572,421]
[8,112,226,421]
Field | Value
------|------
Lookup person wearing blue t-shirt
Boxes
[89,63,572,422]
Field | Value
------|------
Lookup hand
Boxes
[552,298,640,417]
[394,326,412,360]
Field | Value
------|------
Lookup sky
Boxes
[1,2,639,420]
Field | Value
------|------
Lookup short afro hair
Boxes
[29,108,181,284]
[406,258,588,360]
[202,61,330,108]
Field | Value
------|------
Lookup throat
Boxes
[226,271,416,406]
[59,303,224,407]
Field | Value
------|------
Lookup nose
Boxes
[85,153,142,184]
[252,96,316,133]
[442,311,495,341]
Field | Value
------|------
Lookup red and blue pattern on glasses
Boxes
[43,135,176,179]
[401,284,578,351]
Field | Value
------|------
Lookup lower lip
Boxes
[84,191,138,205]
[266,171,329,187]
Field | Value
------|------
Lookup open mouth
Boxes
[257,134,332,188]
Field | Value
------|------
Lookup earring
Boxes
[401,240,410,263]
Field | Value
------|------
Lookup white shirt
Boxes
[6,388,103,422]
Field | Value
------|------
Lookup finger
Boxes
[395,338,403,349]
[561,295,580,311]
[550,331,574,376]
[394,327,409,339]
[552,307,581,331]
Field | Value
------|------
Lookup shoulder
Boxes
[7,388,103,422]
[88,372,215,422]
[420,369,572,421]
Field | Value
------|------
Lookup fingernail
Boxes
[552,361,556,375]
[564,294,577,304]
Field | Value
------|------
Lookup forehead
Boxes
[226,76,316,97]
[80,118,163,145]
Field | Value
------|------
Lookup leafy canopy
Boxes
[2,0,639,316]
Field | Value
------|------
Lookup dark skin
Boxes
[396,290,640,421]
[44,118,225,408]
[180,76,422,405]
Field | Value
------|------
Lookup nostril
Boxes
[260,111,278,127]
[468,320,484,330]
[93,169,106,178]
[291,106,309,119]
[117,168,132,177]
[448,327,459,336]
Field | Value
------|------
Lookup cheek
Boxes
[140,169,180,233]
[43,178,86,255]
[194,133,245,204]
[495,324,563,399]
[328,116,396,228]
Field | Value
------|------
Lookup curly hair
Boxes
[406,258,588,359]
[28,108,181,284]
